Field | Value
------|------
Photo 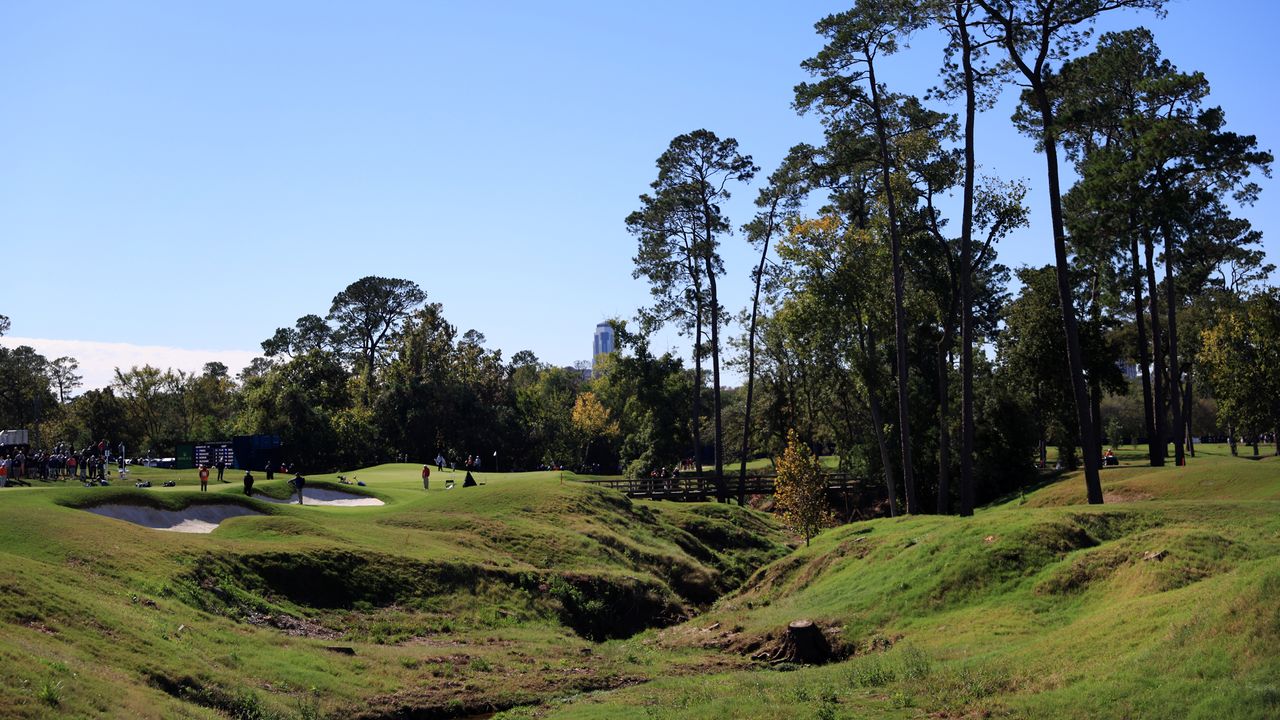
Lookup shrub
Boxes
[775,429,835,546]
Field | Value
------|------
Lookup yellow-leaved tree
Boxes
[774,428,834,546]
[571,391,619,469]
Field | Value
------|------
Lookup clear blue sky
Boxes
[2,1,1276,388]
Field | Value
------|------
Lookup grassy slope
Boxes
[0,466,786,718]
[519,444,1280,719]
[3,446,1276,719]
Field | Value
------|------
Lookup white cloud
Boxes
[0,336,258,393]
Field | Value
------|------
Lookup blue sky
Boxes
[2,1,1277,389]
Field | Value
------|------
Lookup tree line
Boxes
[624,0,1276,514]
[0,279,695,476]
[1,1,1276,509]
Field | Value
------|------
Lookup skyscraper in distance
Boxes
[593,322,614,374]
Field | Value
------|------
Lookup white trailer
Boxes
[0,429,29,446]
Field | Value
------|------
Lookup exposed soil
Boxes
[1103,490,1157,503]
[243,609,341,639]
[349,667,649,720]
[174,550,688,641]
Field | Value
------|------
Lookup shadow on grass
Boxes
[986,467,1069,508]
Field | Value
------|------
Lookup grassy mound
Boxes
[0,465,786,718]
[527,444,1280,719]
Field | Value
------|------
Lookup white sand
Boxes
[85,503,263,533]
[255,488,384,507]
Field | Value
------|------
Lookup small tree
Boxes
[1198,290,1280,455]
[571,391,619,469]
[1106,417,1124,449]
[774,429,834,547]
[47,356,83,404]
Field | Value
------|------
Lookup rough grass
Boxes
[517,445,1280,719]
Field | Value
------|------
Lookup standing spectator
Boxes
[215,457,226,483]
[421,464,431,490]
[290,472,306,504]
[264,461,274,481]
[242,470,255,497]
[198,465,210,492]
[436,453,444,472]
[0,456,28,487]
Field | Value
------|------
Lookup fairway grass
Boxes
[0,447,1275,718]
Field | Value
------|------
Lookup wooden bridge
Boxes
[580,472,878,503]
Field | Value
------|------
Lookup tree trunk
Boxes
[780,620,831,664]
[958,7,978,517]
[1089,283,1105,458]
[867,382,899,518]
[1143,233,1167,465]
[1035,389,1048,469]
[1091,375,1104,458]
[865,52,918,514]
[739,227,774,506]
[1161,216,1185,467]
[705,260,726,502]
[1183,369,1195,458]
[1129,233,1158,465]
[753,620,832,666]
[942,0,980,518]
[1229,426,1237,456]
[1034,87,1103,504]
[936,344,953,514]
[692,297,704,475]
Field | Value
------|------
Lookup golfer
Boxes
[291,472,306,504]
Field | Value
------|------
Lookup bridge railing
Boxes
[579,471,866,499]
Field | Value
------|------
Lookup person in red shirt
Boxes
[421,464,431,490]
[198,465,210,492]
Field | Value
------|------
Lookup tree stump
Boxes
[760,619,832,665]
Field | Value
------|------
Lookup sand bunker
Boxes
[85,503,263,533]
[256,488,384,507]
